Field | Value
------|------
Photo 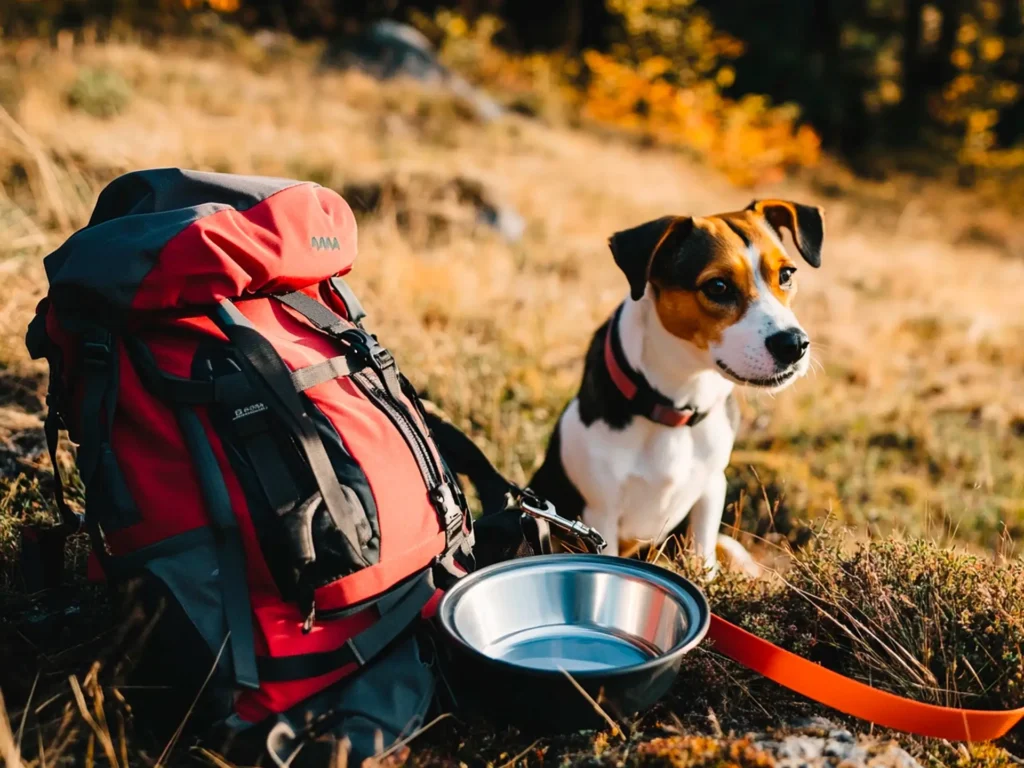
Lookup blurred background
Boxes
[0,2,1024,764]
[6,0,1024,190]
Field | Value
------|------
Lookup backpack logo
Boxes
[311,236,341,251]
[233,403,268,420]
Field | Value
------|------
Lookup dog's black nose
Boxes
[765,328,809,366]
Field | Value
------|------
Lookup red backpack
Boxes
[25,168,515,764]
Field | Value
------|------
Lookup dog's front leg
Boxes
[582,505,619,556]
[688,471,726,575]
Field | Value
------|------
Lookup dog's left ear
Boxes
[747,200,824,268]
[609,216,693,300]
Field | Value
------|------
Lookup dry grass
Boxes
[0,31,1023,767]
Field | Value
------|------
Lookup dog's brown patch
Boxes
[651,217,756,349]
[721,211,799,305]
[758,244,797,305]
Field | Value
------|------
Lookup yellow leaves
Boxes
[952,49,974,69]
[967,109,999,133]
[993,81,1020,105]
[879,80,902,105]
[979,37,1005,62]
[958,23,979,45]
[578,51,818,187]
[430,1,818,188]
[979,0,1002,21]
[639,55,672,79]
[946,74,979,100]
[445,15,469,39]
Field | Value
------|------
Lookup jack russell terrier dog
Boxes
[529,199,824,573]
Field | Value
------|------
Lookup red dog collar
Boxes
[602,304,703,428]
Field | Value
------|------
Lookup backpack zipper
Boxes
[351,371,442,492]
[335,328,465,554]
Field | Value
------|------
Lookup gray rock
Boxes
[746,722,922,768]
[340,172,525,244]
[323,20,503,122]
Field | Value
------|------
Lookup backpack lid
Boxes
[44,168,357,319]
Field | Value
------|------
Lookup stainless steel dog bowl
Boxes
[436,554,710,731]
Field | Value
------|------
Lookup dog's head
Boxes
[608,199,823,389]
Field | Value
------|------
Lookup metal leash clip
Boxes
[518,490,607,554]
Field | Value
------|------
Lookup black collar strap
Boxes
[603,304,708,428]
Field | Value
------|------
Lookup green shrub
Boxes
[66,66,133,119]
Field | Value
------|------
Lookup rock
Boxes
[322,20,503,122]
[746,721,922,768]
[340,171,525,244]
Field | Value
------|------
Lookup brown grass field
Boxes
[1,33,1024,767]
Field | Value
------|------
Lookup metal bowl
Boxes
[436,554,710,732]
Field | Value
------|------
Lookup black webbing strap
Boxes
[175,403,260,690]
[76,328,116,488]
[233,402,303,518]
[130,358,244,406]
[215,301,369,572]
[290,355,358,392]
[201,361,303,521]
[256,570,435,682]
[276,290,347,334]
[328,277,367,326]
[275,291,403,402]
[43,409,83,532]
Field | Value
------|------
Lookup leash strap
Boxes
[707,614,1024,741]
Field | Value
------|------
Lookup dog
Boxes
[529,199,823,573]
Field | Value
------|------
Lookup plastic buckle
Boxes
[340,329,395,372]
[82,332,112,370]
[431,485,464,542]
[370,344,395,371]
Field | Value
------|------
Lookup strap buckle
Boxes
[82,331,113,371]
[519,490,607,554]
[431,484,464,543]
[339,329,395,372]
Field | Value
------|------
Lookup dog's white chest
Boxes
[559,399,733,545]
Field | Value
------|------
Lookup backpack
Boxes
[25,168,548,765]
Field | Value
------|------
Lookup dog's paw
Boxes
[715,535,762,578]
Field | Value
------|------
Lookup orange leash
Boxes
[707,614,1024,741]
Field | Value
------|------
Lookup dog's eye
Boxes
[779,267,797,287]
[701,278,734,302]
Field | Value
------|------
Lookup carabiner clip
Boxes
[518,491,607,554]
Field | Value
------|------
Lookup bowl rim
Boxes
[436,553,711,680]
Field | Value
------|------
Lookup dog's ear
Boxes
[609,216,693,300]
[747,200,824,268]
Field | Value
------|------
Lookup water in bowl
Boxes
[482,623,658,672]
